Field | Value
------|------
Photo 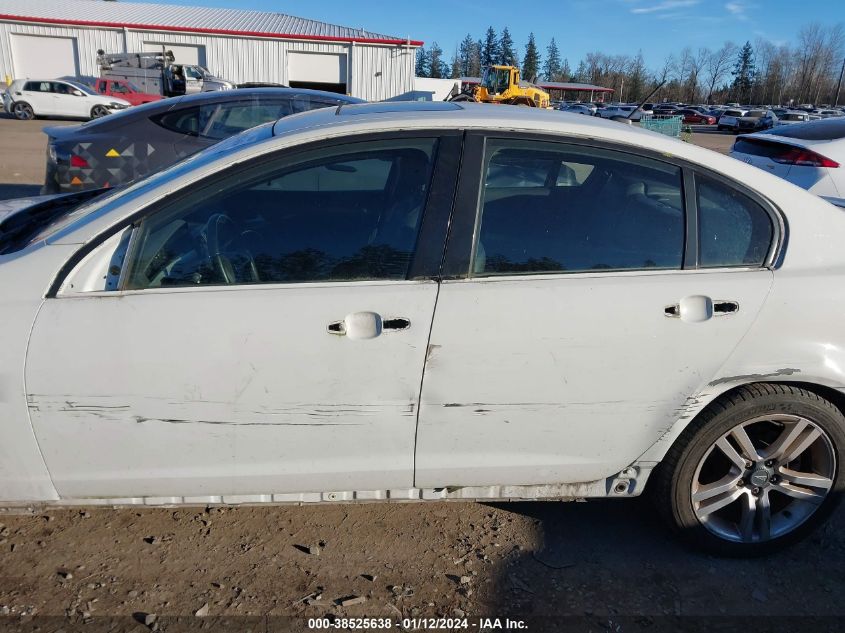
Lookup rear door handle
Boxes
[327,312,410,339]
[665,297,739,321]
[713,301,739,315]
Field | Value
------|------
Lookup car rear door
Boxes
[25,132,460,500]
[22,81,54,115]
[415,133,777,488]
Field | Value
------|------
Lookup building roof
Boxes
[0,0,423,46]
[461,77,613,93]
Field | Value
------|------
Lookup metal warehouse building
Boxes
[0,0,422,100]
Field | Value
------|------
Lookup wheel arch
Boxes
[637,378,845,467]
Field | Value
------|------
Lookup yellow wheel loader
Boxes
[448,65,550,108]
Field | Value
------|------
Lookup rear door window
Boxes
[696,174,773,267]
[473,139,684,276]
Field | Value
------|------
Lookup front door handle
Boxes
[327,312,410,340]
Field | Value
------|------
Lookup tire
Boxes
[447,94,476,103]
[12,102,34,120]
[90,105,110,119]
[652,383,845,556]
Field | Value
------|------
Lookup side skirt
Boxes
[1,465,655,511]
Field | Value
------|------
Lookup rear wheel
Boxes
[90,105,110,119]
[12,102,34,120]
[653,383,844,556]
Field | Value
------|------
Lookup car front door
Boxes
[415,134,777,488]
[26,133,459,500]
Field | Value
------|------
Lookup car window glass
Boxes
[97,83,108,94]
[290,94,343,114]
[52,83,71,95]
[198,100,290,140]
[474,139,684,276]
[123,138,437,289]
[696,174,773,268]
[154,106,201,135]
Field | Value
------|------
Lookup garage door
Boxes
[288,52,347,94]
[11,34,78,80]
[143,42,206,66]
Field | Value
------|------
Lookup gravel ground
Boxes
[1,497,844,630]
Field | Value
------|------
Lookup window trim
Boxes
[48,130,462,298]
[441,130,785,280]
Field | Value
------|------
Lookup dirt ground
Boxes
[1,497,844,630]
[2,113,842,631]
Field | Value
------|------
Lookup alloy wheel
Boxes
[691,414,836,543]
[14,103,33,120]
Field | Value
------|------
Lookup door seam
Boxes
[412,281,440,488]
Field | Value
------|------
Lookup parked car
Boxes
[3,103,845,556]
[776,111,811,125]
[2,79,130,121]
[677,109,716,125]
[561,104,595,116]
[42,87,364,194]
[93,78,162,106]
[730,117,844,197]
[811,109,844,119]
[735,109,778,134]
[597,104,648,121]
[716,108,747,132]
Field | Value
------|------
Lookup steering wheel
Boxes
[203,213,259,284]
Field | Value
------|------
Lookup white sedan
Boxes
[730,118,844,197]
[3,79,130,120]
[2,103,844,556]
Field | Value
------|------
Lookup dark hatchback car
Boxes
[42,88,364,194]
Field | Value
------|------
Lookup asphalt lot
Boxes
[0,113,737,201]
[2,111,842,628]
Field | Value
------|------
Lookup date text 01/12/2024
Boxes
[307,618,528,629]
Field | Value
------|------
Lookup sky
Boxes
[136,0,845,71]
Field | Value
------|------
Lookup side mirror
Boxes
[72,90,84,97]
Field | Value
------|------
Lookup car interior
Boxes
[474,146,685,274]
[124,140,437,289]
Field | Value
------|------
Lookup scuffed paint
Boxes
[708,368,802,386]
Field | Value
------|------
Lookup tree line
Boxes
[415,23,845,106]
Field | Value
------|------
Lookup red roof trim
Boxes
[0,13,424,46]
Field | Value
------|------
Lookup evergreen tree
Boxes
[470,39,483,76]
[543,38,562,81]
[560,58,571,82]
[450,49,462,79]
[482,27,499,67]
[731,41,756,103]
[522,33,540,82]
[428,42,447,79]
[415,46,429,78]
[499,27,517,65]
[458,34,475,76]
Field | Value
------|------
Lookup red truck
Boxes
[93,78,162,106]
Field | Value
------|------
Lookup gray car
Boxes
[42,88,364,194]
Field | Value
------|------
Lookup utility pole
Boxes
[835,56,845,107]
